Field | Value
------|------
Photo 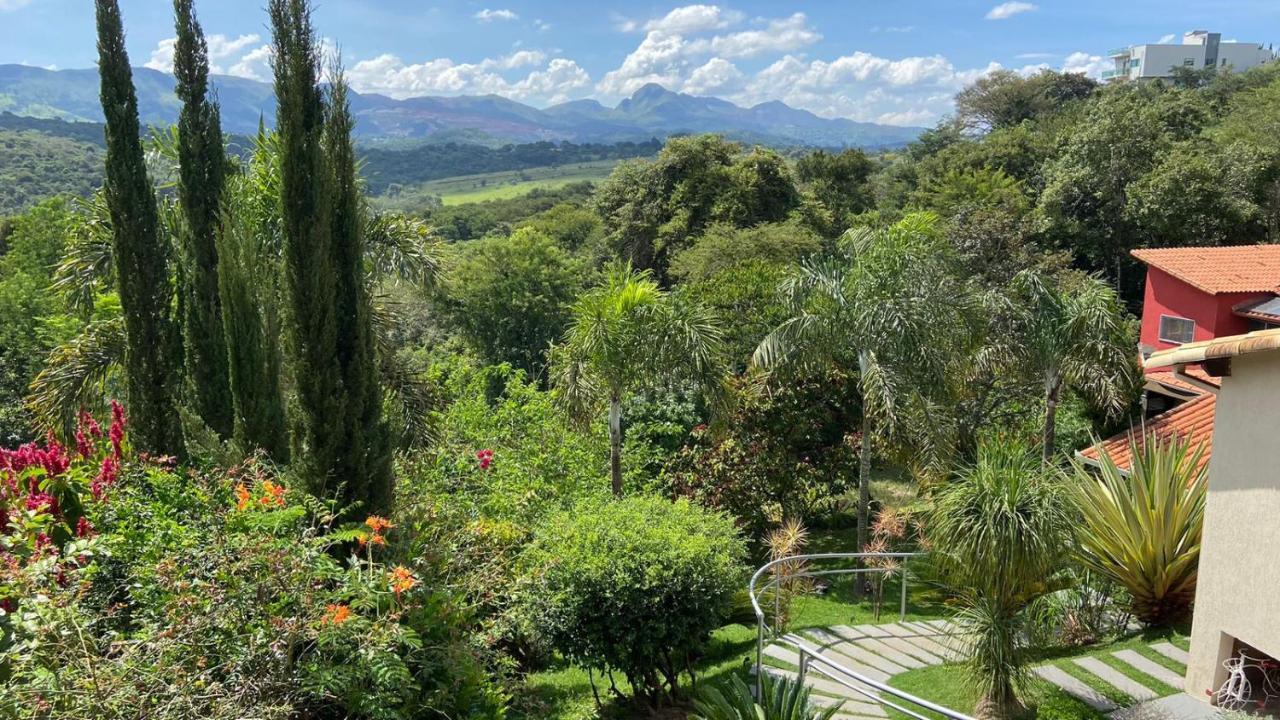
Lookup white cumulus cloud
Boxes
[345,52,589,105]
[474,8,517,22]
[694,13,821,59]
[643,4,741,34]
[143,33,263,75]
[683,57,744,95]
[1063,51,1110,77]
[986,2,1036,20]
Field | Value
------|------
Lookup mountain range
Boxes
[0,64,923,149]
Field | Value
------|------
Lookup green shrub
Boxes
[517,495,746,706]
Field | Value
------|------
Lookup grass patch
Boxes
[419,160,620,205]
[884,626,1191,720]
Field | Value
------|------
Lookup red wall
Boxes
[1140,267,1264,352]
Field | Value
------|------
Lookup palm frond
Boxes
[52,193,116,317]
[26,317,127,440]
[364,212,443,289]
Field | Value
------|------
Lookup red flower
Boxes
[108,400,127,459]
[475,449,494,470]
[80,411,104,439]
[75,516,95,538]
[92,455,119,502]
[26,492,58,515]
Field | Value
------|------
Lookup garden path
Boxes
[758,619,1200,720]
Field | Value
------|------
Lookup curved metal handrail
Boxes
[748,552,972,720]
[776,633,974,720]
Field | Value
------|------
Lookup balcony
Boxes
[1108,46,1133,57]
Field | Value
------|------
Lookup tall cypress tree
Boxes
[94,0,183,456]
[217,123,290,462]
[326,74,393,511]
[270,0,390,510]
[172,0,233,438]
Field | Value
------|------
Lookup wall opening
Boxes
[1212,637,1280,715]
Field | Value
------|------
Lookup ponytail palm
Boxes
[1069,433,1206,626]
[552,264,725,496]
[928,441,1072,719]
[753,214,973,583]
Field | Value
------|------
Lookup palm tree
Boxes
[552,264,725,497]
[928,440,1073,720]
[1070,433,1206,626]
[1011,270,1135,463]
[753,214,973,590]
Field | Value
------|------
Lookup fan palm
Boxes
[928,440,1073,719]
[1069,432,1206,626]
[691,671,841,720]
[551,264,725,496]
[753,214,974,589]
[1010,270,1135,463]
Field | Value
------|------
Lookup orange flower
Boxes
[234,483,252,511]
[322,603,352,626]
[389,566,417,595]
[364,516,394,533]
[260,480,286,507]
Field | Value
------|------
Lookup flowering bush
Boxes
[0,403,504,720]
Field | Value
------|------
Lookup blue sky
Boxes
[2,1,1278,125]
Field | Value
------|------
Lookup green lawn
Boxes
[886,627,1191,720]
[417,160,621,205]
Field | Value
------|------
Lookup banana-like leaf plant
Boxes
[1069,432,1207,626]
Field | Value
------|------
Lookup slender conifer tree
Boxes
[94,0,183,456]
[325,74,394,510]
[172,0,233,437]
[270,0,391,509]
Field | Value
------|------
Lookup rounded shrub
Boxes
[518,495,746,705]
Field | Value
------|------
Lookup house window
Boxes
[1184,58,1196,66]
[1159,315,1196,344]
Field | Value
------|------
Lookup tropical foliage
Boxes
[928,441,1074,719]
[691,672,841,720]
[1070,433,1207,627]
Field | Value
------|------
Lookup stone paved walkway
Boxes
[758,620,1201,720]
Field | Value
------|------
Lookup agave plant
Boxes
[691,671,841,720]
[1069,432,1207,627]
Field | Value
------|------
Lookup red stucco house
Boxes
[1133,245,1280,357]
[1080,245,1280,473]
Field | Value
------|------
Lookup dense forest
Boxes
[2,1,1278,718]
[0,111,662,213]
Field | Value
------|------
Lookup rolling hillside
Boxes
[0,64,923,149]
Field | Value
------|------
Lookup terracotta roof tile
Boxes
[1143,367,1218,396]
[1078,393,1215,476]
[1131,245,1280,294]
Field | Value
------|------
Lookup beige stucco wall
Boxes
[1185,351,1280,700]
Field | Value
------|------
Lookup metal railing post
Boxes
[798,648,809,685]
[755,619,764,699]
[900,565,909,621]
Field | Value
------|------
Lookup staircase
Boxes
[755,620,964,720]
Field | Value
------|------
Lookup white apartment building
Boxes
[1104,31,1275,82]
